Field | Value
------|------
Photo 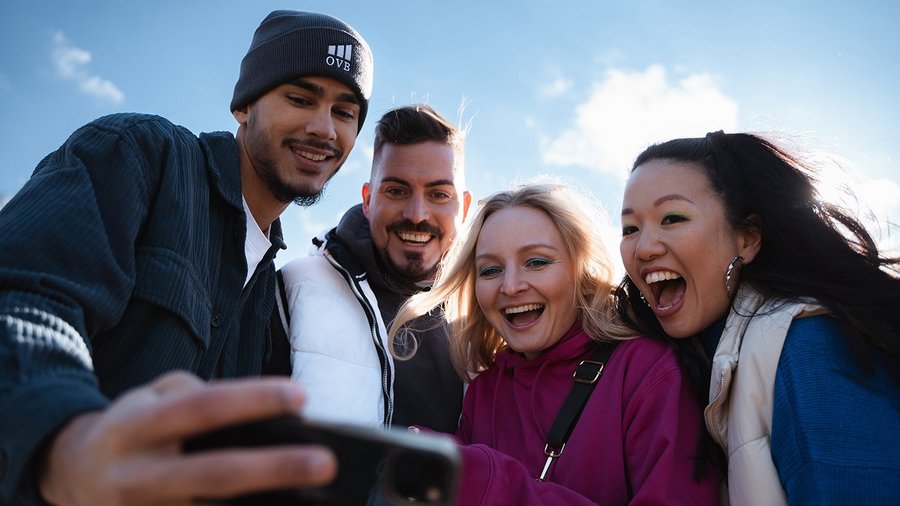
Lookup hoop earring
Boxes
[725,255,743,296]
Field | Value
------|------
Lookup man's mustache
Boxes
[386,221,442,238]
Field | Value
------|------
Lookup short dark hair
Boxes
[372,104,464,165]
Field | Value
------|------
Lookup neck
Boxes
[241,182,287,234]
[237,128,289,232]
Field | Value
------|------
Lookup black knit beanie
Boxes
[231,10,373,133]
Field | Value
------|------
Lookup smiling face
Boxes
[363,141,471,282]
[620,159,760,338]
[233,76,360,211]
[474,205,579,359]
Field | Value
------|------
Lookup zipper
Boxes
[325,251,394,427]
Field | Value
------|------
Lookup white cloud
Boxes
[540,65,739,177]
[857,178,900,216]
[854,177,900,255]
[538,78,573,98]
[804,150,900,255]
[51,32,124,105]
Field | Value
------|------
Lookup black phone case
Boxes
[183,415,458,506]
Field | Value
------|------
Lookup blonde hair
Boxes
[388,181,635,379]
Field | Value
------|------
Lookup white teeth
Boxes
[296,149,326,162]
[644,271,681,284]
[398,232,430,243]
[504,304,543,315]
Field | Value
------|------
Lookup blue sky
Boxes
[2,0,898,270]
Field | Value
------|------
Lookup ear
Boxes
[736,214,762,264]
[461,190,473,221]
[361,182,372,217]
[232,104,250,126]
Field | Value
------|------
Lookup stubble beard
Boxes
[245,129,341,207]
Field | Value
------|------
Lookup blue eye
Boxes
[525,258,551,268]
[478,266,501,277]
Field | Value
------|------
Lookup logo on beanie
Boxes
[326,44,353,72]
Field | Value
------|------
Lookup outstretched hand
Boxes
[38,371,337,506]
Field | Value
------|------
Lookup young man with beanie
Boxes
[277,104,469,432]
[0,10,372,505]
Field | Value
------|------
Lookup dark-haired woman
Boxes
[617,132,900,505]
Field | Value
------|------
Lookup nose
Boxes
[305,107,337,141]
[633,229,666,261]
[500,268,527,296]
[402,194,430,224]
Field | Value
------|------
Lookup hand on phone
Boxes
[183,415,461,506]
[39,373,336,506]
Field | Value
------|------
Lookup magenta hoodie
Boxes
[454,323,721,505]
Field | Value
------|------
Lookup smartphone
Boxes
[183,415,460,506]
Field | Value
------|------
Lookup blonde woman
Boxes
[390,182,720,505]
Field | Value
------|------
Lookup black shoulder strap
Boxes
[538,341,618,481]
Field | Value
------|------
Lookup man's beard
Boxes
[246,130,342,207]
[255,159,329,206]
[379,247,439,282]
[379,220,443,282]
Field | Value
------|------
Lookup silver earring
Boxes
[725,255,743,295]
[639,292,651,307]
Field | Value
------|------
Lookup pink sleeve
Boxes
[622,363,721,505]
[457,444,602,505]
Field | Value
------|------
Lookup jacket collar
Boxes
[200,131,285,251]
[200,131,243,210]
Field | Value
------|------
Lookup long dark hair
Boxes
[616,132,900,392]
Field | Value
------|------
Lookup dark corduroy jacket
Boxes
[0,113,285,504]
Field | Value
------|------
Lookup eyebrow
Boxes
[379,176,457,188]
[475,243,560,261]
[288,78,360,105]
[621,194,694,216]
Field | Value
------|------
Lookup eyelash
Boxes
[622,214,688,236]
[287,96,356,120]
[525,258,551,268]
[478,266,501,277]
[662,214,687,224]
[383,188,454,201]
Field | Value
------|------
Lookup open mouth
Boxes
[396,231,432,244]
[504,303,544,325]
[645,271,686,310]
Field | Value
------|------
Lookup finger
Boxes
[118,378,308,445]
[150,370,206,394]
[148,446,338,501]
[106,371,206,418]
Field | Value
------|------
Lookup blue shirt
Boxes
[772,315,900,504]
[0,113,286,504]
